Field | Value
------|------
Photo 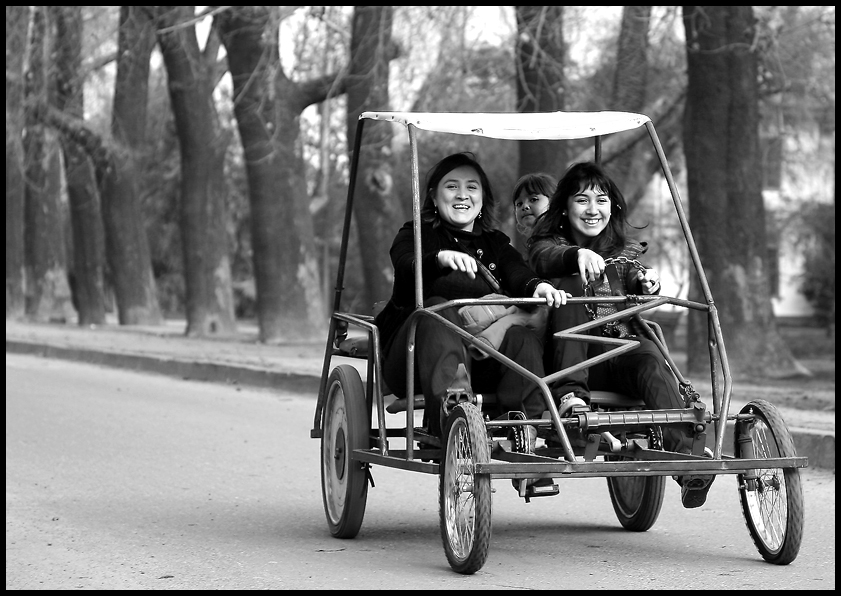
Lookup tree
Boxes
[346,6,400,309]
[217,7,330,342]
[23,6,75,323]
[682,6,807,379]
[155,6,237,337]
[606,6,651,190]
[52,5,108,326]
[514,6,567,176]
[102,6,163,325]
[6,6,28,319]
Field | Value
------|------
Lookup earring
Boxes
[478,210,483,219]
[562,211,567,216]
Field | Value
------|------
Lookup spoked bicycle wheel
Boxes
[734,399,804,565]
[321,364,370,539]
[439,403,492,575]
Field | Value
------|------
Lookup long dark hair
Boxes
[420,152,498,230]
[529,161,632,256]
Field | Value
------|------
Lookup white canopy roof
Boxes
[359,110,651,140]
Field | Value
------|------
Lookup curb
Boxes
[6,340,322,395]
[7,339,833,471]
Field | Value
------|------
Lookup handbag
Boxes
[457,293,514,335]
[454,247,549,358]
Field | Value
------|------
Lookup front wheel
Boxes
[439,403,492,575]
[735,399,804,565]
[321,365,370,538]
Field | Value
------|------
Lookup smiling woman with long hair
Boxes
[528,161,715,509]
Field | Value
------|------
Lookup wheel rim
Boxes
[443,417,476,560]
[743,416,788,552]
[323,383,348,525]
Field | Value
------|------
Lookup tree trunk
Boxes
[217,7,325,342]
[52,5,107,326]
[23,7,75,323]
[103,6,162,325]
[156,6,237,337]
[607,6,651,192]
[346,6,398,309]
[515,6,567,176]
[682,6,808,379]
[6,6,28,319]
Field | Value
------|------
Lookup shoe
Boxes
[678,448,715,509]
[557,392,587,417]
[525,424,537,453]
[680,475,715,508]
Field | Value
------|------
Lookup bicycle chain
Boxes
[582,257,647,336]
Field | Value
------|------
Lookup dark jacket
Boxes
[528,234,653,337]
[529,234,648,293]
[376,220,547,352]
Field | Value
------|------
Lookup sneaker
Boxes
[557,392,587,417]
[680,475,715,508]
[525,424,537,453]
[678,448,715,509]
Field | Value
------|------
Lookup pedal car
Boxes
[310,110,807,574]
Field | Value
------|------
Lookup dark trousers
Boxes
[382,296,548,436]
[548,276,691,452]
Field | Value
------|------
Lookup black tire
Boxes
[439,403,493,575]
[320,365,370,539]
[735,399,804,565]
[606,462,665,531]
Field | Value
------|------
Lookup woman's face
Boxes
[567,184,611,244]
[433,165,484,232]
[514,190,550,231]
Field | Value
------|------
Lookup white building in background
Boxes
[634,111,834,324]
[762,112,835,320]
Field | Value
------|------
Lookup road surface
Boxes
[6,353,835,589]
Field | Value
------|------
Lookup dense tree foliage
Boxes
[4,6,834,378]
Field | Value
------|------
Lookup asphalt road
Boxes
[6,354,835,590]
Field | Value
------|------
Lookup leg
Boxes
[381,296,467,437]
[591,337,690,451]
[490,325,548,420]
[546,275,592,402]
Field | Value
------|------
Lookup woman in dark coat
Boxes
[528,161,714,508]
[376,152,567,440]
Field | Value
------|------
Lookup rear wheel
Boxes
[321,365,370,538]
[735,399,804,565]
[439,403,492,575]
[606,461,665,531]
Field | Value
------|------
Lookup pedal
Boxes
[514,477,559,503]
[527,480,559,499]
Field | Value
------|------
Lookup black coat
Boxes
[376,220,546,352]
